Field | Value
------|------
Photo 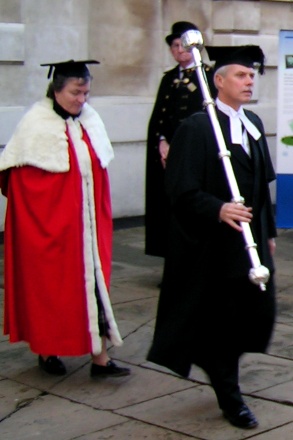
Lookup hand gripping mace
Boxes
[181,29,270,291]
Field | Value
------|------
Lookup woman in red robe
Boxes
[0,60,130,377]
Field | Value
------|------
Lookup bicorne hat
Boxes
[165,21,198,46]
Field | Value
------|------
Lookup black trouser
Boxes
[203,353,244,411]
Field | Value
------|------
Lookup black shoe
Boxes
[38,355,67,376]
[223,404,258,429]
[90,360,131,378]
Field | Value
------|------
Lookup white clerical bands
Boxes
[230,113,261,146]
[216,98,261,147]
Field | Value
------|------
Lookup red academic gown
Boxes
[1,122,120,356]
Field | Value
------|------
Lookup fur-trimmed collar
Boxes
[0,98,114,172]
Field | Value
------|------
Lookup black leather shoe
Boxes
[38,355,67,376]
[90,360,131,378]
[223,404,258,429]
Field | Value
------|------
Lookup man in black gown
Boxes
[147,45,276,429]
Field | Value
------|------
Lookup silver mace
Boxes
[181,29,270,291]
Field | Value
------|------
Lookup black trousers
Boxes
[202,353,244,411]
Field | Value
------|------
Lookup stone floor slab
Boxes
[110,280,158,304]
[246,422,293,439]
[238,352,293,394]
[254,379,293,405]
[78,419,197,439]
[0,378,40,420]
[0,394,127,440]
[50,363,197,411]
[269,322,293,359]
[117,386,293,440]
[111,297,158,338]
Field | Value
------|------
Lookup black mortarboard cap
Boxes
[40,59,100,79]
[205,45,265,75]
[165,21,198,46]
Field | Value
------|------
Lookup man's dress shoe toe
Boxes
[223,404,258,429]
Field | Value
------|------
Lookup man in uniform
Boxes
[145,21,217,259]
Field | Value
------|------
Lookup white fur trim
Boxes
[68,119,123,354]
[0,100,69,172]
[0,99,114,172]
[79,103,114,169]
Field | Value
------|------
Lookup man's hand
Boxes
[219,202,253,232]
[159,139,170,169]
[268,238,276,256]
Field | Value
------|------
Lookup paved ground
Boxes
[1,224,293,439]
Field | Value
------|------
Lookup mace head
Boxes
[181,30,204,52]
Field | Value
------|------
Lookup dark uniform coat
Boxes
[147,109,276,378]
[145,64,217,257]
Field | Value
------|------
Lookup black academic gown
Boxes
[145,64,217,257]
[147,109,276,378]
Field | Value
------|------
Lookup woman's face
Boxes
[54,77,91,115]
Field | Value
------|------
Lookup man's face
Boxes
[170,37,193,67]
[216,65,255,110]
[54,78,91,115]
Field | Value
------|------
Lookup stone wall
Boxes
[0,0,292,226]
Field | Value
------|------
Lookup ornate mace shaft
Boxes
[181,30,269,291]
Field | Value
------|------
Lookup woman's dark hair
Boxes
[46,74,92,99]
